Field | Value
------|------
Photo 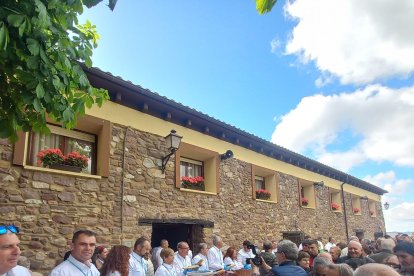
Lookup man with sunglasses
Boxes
[0,225,31,276]
[51,229,100,276]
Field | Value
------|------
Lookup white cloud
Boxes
[364,171,412,195]
[284,0,414,85]
[270,38,281,53]
[271,85,414,170]
[384,202,414,232]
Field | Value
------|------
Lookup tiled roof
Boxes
[83,66,387,196]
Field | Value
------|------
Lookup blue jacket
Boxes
[271,260,308,276]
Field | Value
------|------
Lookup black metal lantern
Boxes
[384,202,390,210]
[160,130,182,173]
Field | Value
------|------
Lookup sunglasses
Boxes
[0,225,20,235]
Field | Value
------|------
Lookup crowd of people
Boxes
[1,224,414,276]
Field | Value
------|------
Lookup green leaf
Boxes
[7,14,25,27]
[83,0,103,8]
[27,38,40,56]
[256,0,277,15]
[26,56,39,69]
[52,75,61,90]
[36,83,45,98]
[33,98,42,112]
[62,107,74,122]
[0,21,9,50]
[35,0,49,27]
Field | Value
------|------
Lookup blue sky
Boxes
[79,0,414,232]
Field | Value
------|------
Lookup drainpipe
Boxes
[120,127,131,234]
[341,175,350,240]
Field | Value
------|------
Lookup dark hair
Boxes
[394,241,414,256]
[224,247,237,260]
[336,242,347,250]
[92,245,107,266]
[297,251,310,261]
[243,240,251,247]
[263,241,272,251]
[308,239,319,246]
[72,229,96,243]
[134,237,149,250]
[100,245,130,276]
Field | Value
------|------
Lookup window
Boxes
[368,200,377,217]
[255,176,265,190]
[329,189,341,212]
[299,179,316,208]
[351,195,363,215]
[13,115,111,177]
[175,143,219,194]
[251,165,278,202]
[26,125,96,174]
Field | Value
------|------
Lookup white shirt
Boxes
[237,249,255,265]
[192,254,209,271]
[207,246,224,271]
[173,253,192,276]
[50,254,100,276]
[324,242,336,252]
[4,265,31,276]
[129,252,147,276]
[146,258,155,276]
[155,263,177,276]
[223,257,243,271]
[109,272,121,276]
[152,247,162,270]
[340,247,348,257]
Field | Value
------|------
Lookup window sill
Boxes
[301,205,316,209]
[370,215,377,218]
[353,213,362,216]
[332,210,342,213]
[179,188,217,195]
[23,165,101,179]
[255,199,277,204]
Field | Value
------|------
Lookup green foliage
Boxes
[256,0,277,14]
[0,0,109,142]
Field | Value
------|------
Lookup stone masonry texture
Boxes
[0,124,385,275]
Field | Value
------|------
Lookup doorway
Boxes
[151,223,193,251]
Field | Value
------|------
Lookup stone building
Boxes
[0,67,386,274]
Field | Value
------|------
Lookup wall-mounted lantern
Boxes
[384,202,390,210]
[160,130,182,173]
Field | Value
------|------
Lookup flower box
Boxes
[301,198,309,206]
[181,176,205,191]
[37,148,89,173]
[353,207,360,213]
[331,203,341,211]
[256,189,271,200]
[370,211,375,216]
[49,163,82,173]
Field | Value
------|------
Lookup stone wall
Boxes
[0,124,385,275]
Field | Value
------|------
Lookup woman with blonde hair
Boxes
[155,248,177,276]
[100,245,131,276]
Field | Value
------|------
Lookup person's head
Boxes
[100,245,131,276]
[0,225,21,275]
[263,241,272,252]
[379,238,395,251]
[329,246,341,262]
[225,247,237,260]
[348,236,359,242]
[347,241,362,258]
[328,237,335,243]
[301,239,310,252]
[212,235,223,249]
[271,240,278,250]
[318,252,333,263]
[96,245,109,259]
[323,263,353,276]
[399,234,412,243]
[297,251,310,269]
[308,240,319,257]
[133,237,151,257]
[384,255,400,270]
[276,240,298,263]
[353,263,400,276]
[160,239,169,249]
[197,243,208,256]
[71,229,97,263]
[361,238,371,246]
[160,248,175,265]
[313,256,332,276]
[336,242,347,250]
[242,240,251,252]
[177,241,190,258]
[394,241,414,270]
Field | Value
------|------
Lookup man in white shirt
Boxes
[207,235,224,271]
[0,225,31,276]
[324,237,336,252]
[130,237,152,276]
[50,229,100,275]
[173,242,192,276]
[237,240,255,265]
[152,239,169,270]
